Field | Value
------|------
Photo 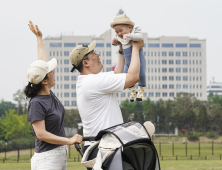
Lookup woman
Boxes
[25,21,82,170]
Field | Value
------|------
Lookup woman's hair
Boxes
[24,74,48,99]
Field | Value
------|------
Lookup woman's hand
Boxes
[68,134,83,145]
[131,39,144,50]
[28,21,42,37]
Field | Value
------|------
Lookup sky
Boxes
[0,0,222,102]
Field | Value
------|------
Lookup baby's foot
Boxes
[136,86,145,101]
[128,86,137,102]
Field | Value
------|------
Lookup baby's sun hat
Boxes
[110,13,135,28]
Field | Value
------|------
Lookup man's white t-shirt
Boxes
[76,71,126,145]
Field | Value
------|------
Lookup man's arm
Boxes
[114,43,125,74]
[124,40,144,89]
[28,21,48,62]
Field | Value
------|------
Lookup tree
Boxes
[211,105,222,136]
[13,89,28,115]
[0,99,17,117]
[120,106,130,122]
[0,109,32,141]
[197,105,208,135]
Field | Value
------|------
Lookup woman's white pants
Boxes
[31,145,68,170]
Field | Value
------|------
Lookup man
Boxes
[69,40,144,150]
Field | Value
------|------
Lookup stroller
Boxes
[75,121,161,170]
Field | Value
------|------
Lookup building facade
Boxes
[44,30,207,109]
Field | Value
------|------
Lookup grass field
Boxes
[0,160,222,170]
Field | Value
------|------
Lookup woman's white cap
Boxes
[27,58,57,84]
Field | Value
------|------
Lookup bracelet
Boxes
[119,50,124,55]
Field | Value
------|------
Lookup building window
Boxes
[183,68,188,72]
[176,52,181,56]
[176,84,181,89]
[162,52,167,56]
[162,68,167,72]
[162,76,167,80]
[71,76,76,81]
[148,44,159,47]
[170,93,174,97]
[162,93,167,97]
[200,60,202,65]
[71,84,76,89]
[196,68,198,73]
[190,44,201,48]
[64,51,69,56]
[50,51,52,56]
[162,44,173,47]
[106,60,111,64]
[78,43,90,45]
[148,93,153,97]
[116,93,119,97]
[53,51,55,56]
[64,76,69,81]
[162,84,167,89]
[169,60,174,64]
[176,44,187,48]
[200,76,202,81]
[183,84,188,89]
[169,85,174,89]
[64,101,69,106]
[169,52,174,56]
[96,43,104,47]
[169,76,174,81]
[71,93,76,97]
[64,93,69,97]
[176,68,181,72]
[169,68,174,72]
[144,52,146,56]
[151,52,153,56]
[106,43,111,47]
[64,59,69,64]
[196,52,198,56]
[151,60,153,64]
[162,60,167,64]
[183,76,188,81]
[106,68,112,72]
[64,84,69,89]
[156,93,160,97]
[106,51,111,56]
[121,93,125,97]
[60,51,62,56]
[183,60,188,64]
[199,52,201,56]
[50,43,62,47]
[64,68,69,72]
[64,43,76,47]
[72,101,76,106]
[183,52,187,56]
[176,76,181,81]
[176,60,181,64]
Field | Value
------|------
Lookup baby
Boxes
[111,13,146,102]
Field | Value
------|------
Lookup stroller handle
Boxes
[74,136,96,157]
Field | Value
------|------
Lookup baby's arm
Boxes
[130,26,143,42]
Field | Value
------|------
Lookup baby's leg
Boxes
[136,49,146,101]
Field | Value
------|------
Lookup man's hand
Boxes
[68,134,83,145]
[131,39,144,50]
[28,21,42,37]
[112,38,118,45]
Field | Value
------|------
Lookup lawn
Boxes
[0,160,222,170]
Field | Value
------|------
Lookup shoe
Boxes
[128,86,137,102]
[136,86,145,101]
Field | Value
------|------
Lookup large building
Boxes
[207,78,222,96]
[44,28,206,109]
